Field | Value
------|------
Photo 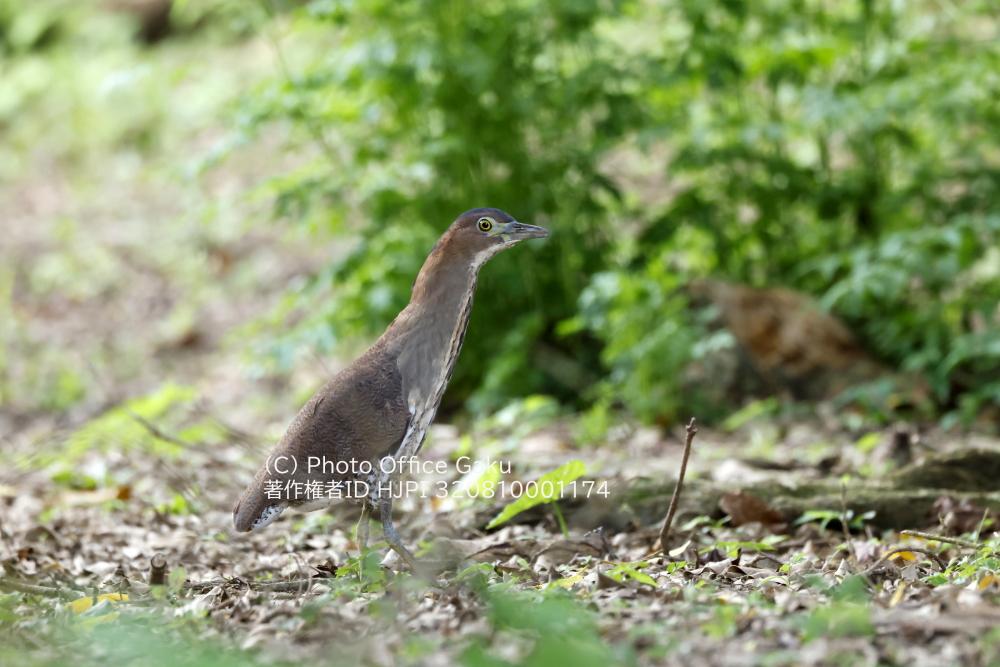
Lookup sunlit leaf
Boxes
[486,460,586,529]
[668,540,691,557]
[65,593,129,614]
[607,563,657,587]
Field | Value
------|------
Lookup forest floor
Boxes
[5,392,1000,667]
[5,8,1000,667]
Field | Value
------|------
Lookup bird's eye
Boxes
[478,218,493,231]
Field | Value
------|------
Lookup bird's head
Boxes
[444,208,549,265]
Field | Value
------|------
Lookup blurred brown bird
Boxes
[233,208,549,568]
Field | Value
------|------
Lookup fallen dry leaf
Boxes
[719,490,786,530]
[932,496,998,536]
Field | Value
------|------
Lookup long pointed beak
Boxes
[506,222,550,240]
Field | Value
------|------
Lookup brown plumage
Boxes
[233,208,549,568]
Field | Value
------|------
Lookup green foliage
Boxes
[922,540,1000,588]
[0,617,286,667]
[486,460,586,530]
[246,0,1000,423]
[64,382,203,458]
[564,249,701,422]
[15,382,225,492]
[605,562,657,587]
[0,0,281,424]
[242,0,644,413]
[818,216,1000,407]
[168,567,188,595]
[721,398,780,432]
[622,0,1000,420]
[703,540,778,559]
[463,588,628,667]
[474,394,563,441]
[0,0,167,169]
[799,576,874,642]
[702,604,739,639]
[799,600,874,643]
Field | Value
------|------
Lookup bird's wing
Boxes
[233,352,410,532]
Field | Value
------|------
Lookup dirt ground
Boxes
[5,392,1000,666]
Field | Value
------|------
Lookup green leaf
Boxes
[703,541,777,558]
[168,567,186,594]
[607,563,657,587]
[486,461,586,529]
[722,398,779,432]
[923,574,948,586]
[799,602,874,643]
[853,432,882,453]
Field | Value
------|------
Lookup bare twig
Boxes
[127,410,233,470]
[0,580,76,600]
[192,401,263,449]
[289,553,312,597]
[149,553,167,586]
[839,481,859,571]
[253,580,323,593]
[656,418,698,550]
[865,547,947,574]
[126,409,196,451]
[901,530,985,551]
[87,360,225,460]
[973,508,992,543]
[183,578,239,592]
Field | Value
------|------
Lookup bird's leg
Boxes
[356,503,371,559]
[377,495,420,572]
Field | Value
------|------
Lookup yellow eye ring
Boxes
[478,218,493,231]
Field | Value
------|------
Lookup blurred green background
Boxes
[3,0,1000,437]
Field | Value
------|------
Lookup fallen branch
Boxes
[167,576,314,593]
[252,579,321,593]
[183,578,240,592]
[656,418,698,550]
[901,530,985,551]
[839,481,861,568]
[127,409,198,450]
[0,580,76,600]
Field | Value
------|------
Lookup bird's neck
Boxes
[406,236,504,329]
[411,249,476,310]
[380,246,487,461]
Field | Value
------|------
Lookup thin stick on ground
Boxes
[127,410,233,470]
[901,530,985,550]
[0,580,76,600]
[839,481,860,569]
[973,508,991,543]
[657,418,697,550]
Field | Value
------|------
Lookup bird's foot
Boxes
[355,505,371,559]
[387,541,421,572]
[377,498,431,579]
